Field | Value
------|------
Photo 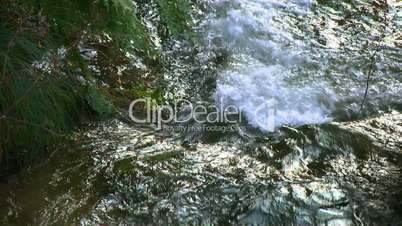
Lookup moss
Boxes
[85,86,116,117]
[145,150,183,163]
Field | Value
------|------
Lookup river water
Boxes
[1,0,402,225]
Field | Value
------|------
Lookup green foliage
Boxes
[155,0,194,38]
[113,157,138,175]
[0,0,112,175]
[21,0,154,54]
[0,1,80,175]
[0,0,196,176]
[85,86,116,116]
[131,83,163,101]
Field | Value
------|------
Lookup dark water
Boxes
[1,0,402,225]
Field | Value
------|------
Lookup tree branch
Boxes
[359,51,378,114]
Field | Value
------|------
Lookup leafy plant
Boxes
[155,0,194,38]
[0,0,196,176]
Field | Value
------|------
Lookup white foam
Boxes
[210,0,337,131]
[215,66,335,132]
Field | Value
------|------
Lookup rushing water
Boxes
[211,0,401,131]
[1,0,402,225]
[213,0,335,131]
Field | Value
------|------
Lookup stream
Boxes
[1,0,402,225]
